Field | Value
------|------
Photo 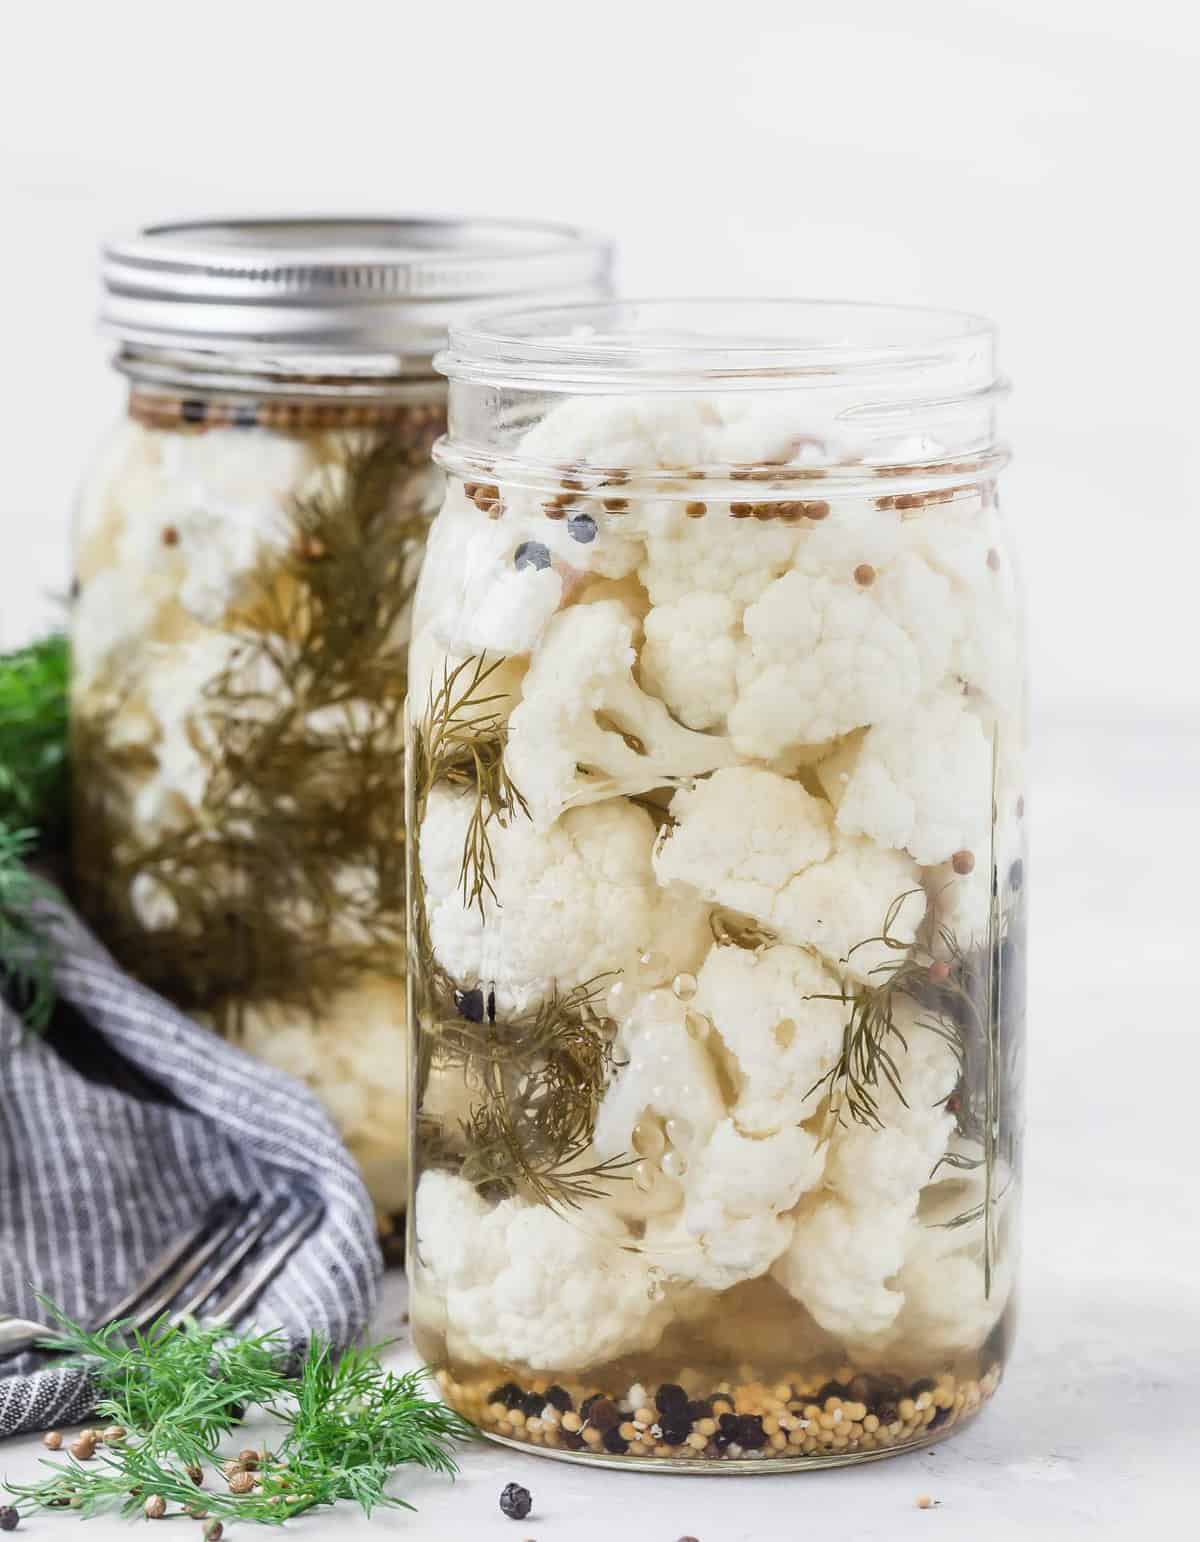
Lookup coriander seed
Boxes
[144,1494,167,1519]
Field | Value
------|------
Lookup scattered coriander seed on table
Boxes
[143,1494,167,1519]
[41,1430,62,1450]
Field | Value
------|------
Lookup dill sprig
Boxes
[0,826,57,1033]
[72,429,431,1031]
[407,658,627,1210]
[409,654,530,914]
[805,880,1026,1297]
[0,633,70,848]
[804,890,935,1132]
[5,1300,471,1525]
[447,979,632,1210]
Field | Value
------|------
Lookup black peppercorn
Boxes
[499,1482,532,1521]
[454,988,485,1023]
[543,1385,573,1412]
[659,1415,692,1446]
[909,1377,937,1398]
[928,1404,951,1430]
[685,1397,714,1422]
[586,1397,620,1433]
[733,1414,766,1450]
[489,1382,526,1411]
[514,540,552,571]
[655,1382,688,1414]
[816,1380,849,1405]
[567,511,598,544]
[520,1391,545,1418]
[601,1426,630,1454]
[877,1402,899,1425]
[579,1393,603,1421]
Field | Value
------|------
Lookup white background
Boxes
[1,3,1198,1535]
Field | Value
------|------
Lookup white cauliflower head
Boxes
[818,688,993,867]
[654,766,833,916]
[506,598,736,827]
[419,785,709,1014]
[641,592,741,732]
[591,991,726,1173]
[643,1120,823,1293]
[654,766,925,980]
[693,941,846,1137]
[731,568,952,759]
[773,1016,959,1347]
[413,1170,676,1370]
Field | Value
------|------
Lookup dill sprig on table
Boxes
[4,1301,472,1526]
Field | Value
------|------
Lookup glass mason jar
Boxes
[407,300,1026,1468]
[69,218,613,1221]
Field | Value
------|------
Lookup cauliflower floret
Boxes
[819,688,992,866]
[116,428,313,625]
[731,564,954,759]
[654,767,924,980]
[592,992,726,1171]
[641,593,741,731]
[773,1193,913,1343]
[516,393,723,476]
[414,1171,675,1370]
[419,786,708,1014]
[693,942,846,1136]
[654,767,834,916]
[220,976,408,1210]
[638,501,804,609]
[643,1121,823,1292]
[773,1018,958,1346]
[414,492,565,658]
[506,598,736,827]
[773,837,925,980]
[884,1225,1013,1358]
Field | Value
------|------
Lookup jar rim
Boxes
[438,297,997,391]
[100,215,615,362]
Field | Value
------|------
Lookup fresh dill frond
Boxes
[5,1301,471,1525]
[450,978,633,1211]
[72,429,429,1030]
[410,653,530,914]
[0,633,70,848]
[0,826,57,1032]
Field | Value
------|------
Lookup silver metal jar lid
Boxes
[100,216,615,362]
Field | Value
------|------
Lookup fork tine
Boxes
[125,1208,247,1333]
[168,1195,289,1323]
[93,1194,238,1331]
[206,1196,325,1329]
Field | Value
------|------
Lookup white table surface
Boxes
[3,710,1198,1538]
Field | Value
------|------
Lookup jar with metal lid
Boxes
[407,300,1026,1467]
[69,217,614,1219]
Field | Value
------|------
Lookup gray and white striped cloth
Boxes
[0,896,382,1436]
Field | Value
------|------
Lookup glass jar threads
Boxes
[407,300,1026,1468]
[69,218,613,1215]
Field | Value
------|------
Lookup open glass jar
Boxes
[69,218,613,1219]
[407,300,1026,1468]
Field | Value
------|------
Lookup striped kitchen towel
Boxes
[0,896,383,1436]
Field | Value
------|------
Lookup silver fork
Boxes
[0,1188,324,1359]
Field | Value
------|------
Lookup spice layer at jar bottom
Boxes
[430,1315,1008,1469]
